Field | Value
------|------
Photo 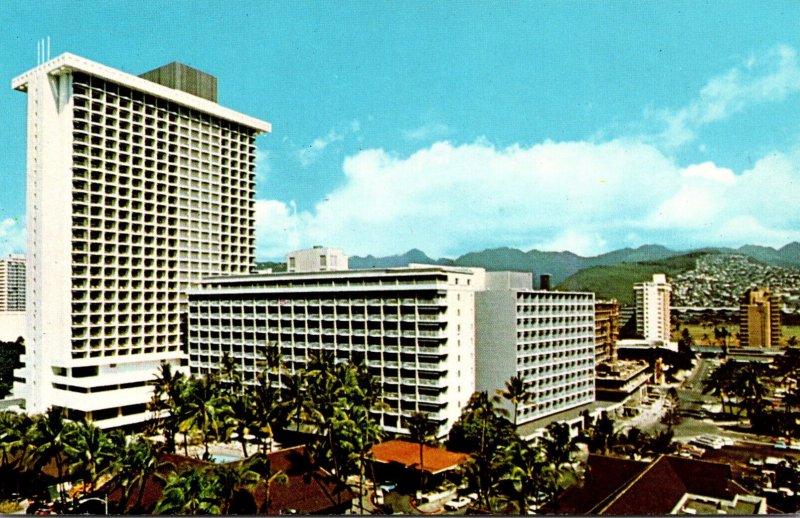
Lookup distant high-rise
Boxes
[0,255,26,312]
[12,53,270,426]
[739,288,781,347]
[633,274,671,342]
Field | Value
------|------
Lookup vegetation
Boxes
[0,337,24,399]
[446,388,588,514]
[557,253,701,305]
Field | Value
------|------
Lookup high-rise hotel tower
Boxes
[12,54,270,427]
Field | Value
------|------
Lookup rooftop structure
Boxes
[12,53,270,426]
[287,246,348,273]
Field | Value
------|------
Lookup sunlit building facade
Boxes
[12,53,270,426]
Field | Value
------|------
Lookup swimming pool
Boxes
[211,454,243,464]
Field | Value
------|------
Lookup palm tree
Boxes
[154,467,223,515]
[245,452,289,514]
[500,438,546,513]
[496,375,533,428]
[280,370,311,433]
[224,391,257,457]
[109,435,161,513]
[0,410,28,469]
[24,407,73,507]
[180,374,229,460]
[702,361,738,415]
[63,418,115,499]
[737,364,767,418]
[405,411,437,491]
[150,361,186,454]
[253,371,281,454]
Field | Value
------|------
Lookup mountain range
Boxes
[348,243,800,286]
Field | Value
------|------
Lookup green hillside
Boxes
[556,252,704,305]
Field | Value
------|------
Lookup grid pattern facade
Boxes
[594,299,620,363]
[13,53,269,426]
[513,291,595,422]
[69,72,257,359]
[188,267,481,435]
[0,255,26,312]
[634,274,671,342]
[739,288,782,347]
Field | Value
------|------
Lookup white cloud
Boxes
[254,137,800,259]
[0,217,25,256]
[655,45,800,147]
[298,129,344,167]
[402,122,453,142]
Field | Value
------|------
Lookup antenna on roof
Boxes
[47,36,51,61]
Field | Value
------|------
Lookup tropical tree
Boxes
[109,434,164,513]
[63,418,115,499]
[702,361,739,415]
[245,452,289,514]
[252,371,281,454]
[154,467,223,515]
[224,391,257,458]
[0,410,28,469]
[150,361,187,454]
[499,438,547,513]
[180,374,230,460]
[405,411,438,490]
[23,407,73,506]
[736,363,767,418]
[496,376,533,428]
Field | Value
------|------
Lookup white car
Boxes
[445,495,476,511]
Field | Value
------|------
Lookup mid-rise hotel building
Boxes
[633,274,671,343]
[12,54,270,426]
[0,255,26,312]
[739,288,782,347]
[475,272,595,425]
[188,264,483,435]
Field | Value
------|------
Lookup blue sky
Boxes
[2,2,800,260]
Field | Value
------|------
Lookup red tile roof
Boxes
[551,454,743,515]
[370,439,470,474]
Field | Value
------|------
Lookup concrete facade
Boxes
[476,273,596,425]
[187,265,484,435]
[287,246,348,273]
[0,255,25,312]
[12,53,269,426]
[634,274,671,343]
[739,288,782,347]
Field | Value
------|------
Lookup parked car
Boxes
[445,493,477,511]
[774,440,788,450]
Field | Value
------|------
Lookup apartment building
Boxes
[12,54,270,426]
[476,272,595,425]
[0,255,25,312]
[594,299,620,363]
[633,274,671,343]
[739,288,782,347]
[187,265,484,435]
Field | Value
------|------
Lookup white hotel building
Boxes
[188,265,484,435]
[12,54,269,426]
[188,260,598,434]
[476,272,595,425]
[634,273,672,343]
